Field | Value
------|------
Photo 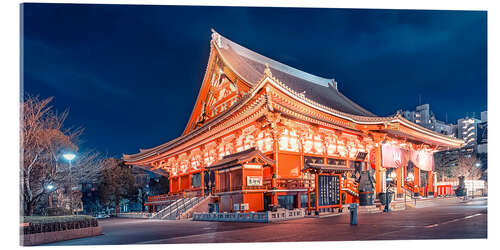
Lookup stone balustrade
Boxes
[116,212,151,219]
[193,208,305,223]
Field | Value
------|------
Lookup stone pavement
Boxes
[45,197,487,245]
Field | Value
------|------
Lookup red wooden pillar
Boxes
[428,171,434,196]
[228,170,232,192]
[200,170,204,196]
[178,176,181,193]
[307,188,311,214]
[273,137,279,207]
[315,173,319,214]
[169,177,173,193]
[338,174,347,207]
[396,167,403,196]
[271,168,278,206]
[296,193,301,208]
[374,143,383,195]
[414,166,420,195]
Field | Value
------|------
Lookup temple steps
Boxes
[150,196,207,220]
[358,205,381,213]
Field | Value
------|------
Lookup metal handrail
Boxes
[165,196,203,220]
[164,197,195,219]
[402,186,417,207]
[151,198,184,219]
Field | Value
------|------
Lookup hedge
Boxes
[22,215,99,234]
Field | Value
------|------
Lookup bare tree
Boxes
[52,150,106,212]
[453,154,482,180]
[98,158,137,214]
[21,94,101,216]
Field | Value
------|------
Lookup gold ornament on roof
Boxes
[264,63,273,77]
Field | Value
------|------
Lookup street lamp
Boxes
[472,162,481,199]
[63,153,76,162]
[45,183,56,208]
[63,152,76,213]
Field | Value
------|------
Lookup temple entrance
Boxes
[420,170,429,197]
[264,195,272,211]
[278,195,296,210]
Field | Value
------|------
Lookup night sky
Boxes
[21,3,487,158]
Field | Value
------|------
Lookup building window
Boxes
[191,173,201,188]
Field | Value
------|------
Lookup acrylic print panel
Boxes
[20,2,487,246]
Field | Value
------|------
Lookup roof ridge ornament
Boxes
[264,63,273,77]
[330,78,338,90]
[211,28,223,48]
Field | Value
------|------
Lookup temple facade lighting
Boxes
[123,30,463,213]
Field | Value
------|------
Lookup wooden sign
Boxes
[318,175,340,206]
[247,176,263,186]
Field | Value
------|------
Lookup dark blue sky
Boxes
[21,4,487,158]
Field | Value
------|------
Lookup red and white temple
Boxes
[123,30,463,214]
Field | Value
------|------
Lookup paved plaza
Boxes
[46,198,487,245]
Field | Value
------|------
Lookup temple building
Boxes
[123,30,463,214]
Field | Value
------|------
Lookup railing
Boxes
[148,193,184,203]
[193,208,305,223]
[402,186,417,207]
[342,178,359,196]
[215,185,265,193]
[435,184,453,197]
[194,212,269,223]
[263,178,313,190]
[116,212,151,219]
[150,198,184,219]
[184,188,203,197]
[163,196,205,220]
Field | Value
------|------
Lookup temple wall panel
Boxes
[171,177,179,193]
[243,166,263,184]
[263,164,272,177]
[277,152,302,178]
[220,195,231,212]
[181,175,190,191]
[244,193,264,212]
[230,170,243,190]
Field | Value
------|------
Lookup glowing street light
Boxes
[63,153,76,161]
[46,184,54,191]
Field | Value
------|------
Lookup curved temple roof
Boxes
[212,30,376,117]
[123,31,463,162]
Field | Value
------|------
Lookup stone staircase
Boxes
[413,198,437,208]
[150,196,206,220]
[389,201,406,211]
[358,205,381,213]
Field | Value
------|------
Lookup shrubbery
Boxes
[22,215,98,234]
[46,207,73,216]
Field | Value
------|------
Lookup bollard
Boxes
[384,192,390,212]
[349,203,358,225]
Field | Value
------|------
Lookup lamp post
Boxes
[63,153,76,213]
[45,183,55,208]
[473,162,481,199]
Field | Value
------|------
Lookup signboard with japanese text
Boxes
[246,176,263,186]
[318,175,340,206]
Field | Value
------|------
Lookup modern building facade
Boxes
[399,104,453,136]
[457,117,481,147]
[123,31,463,213]
[481,111,487,123]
